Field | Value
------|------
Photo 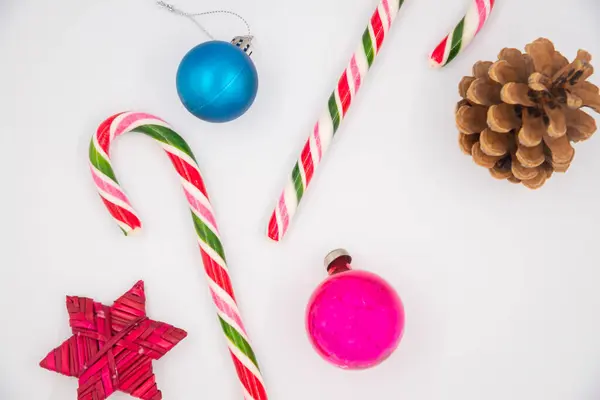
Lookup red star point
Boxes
[40,281,187,400]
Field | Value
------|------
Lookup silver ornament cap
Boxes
[324,248,352,269]
[231,35,254,56]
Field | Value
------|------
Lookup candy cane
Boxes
[89,111,267,400]
[266,0,406,242]
[429,0,495,68]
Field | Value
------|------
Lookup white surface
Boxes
[1,0,600,399]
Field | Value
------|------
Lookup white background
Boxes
[1,0,600,399]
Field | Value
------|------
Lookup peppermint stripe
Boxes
[199,249,235,300]
[192,212,226,261]
[370,9,385,49]
[231,356,268,400]
[219,317,259,367]
[337,73,352,114]
[300,142,315,184]
[328,94,341,132]
[89,112,268,400]
[90,142,117,183]
[429,0,495,68]
[362,30,375,66]
[134,125,196,161]
[266,0,405,242]
[291,164,304,202]
[447,18,465,64]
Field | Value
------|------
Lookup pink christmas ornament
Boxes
[306,249,405,369]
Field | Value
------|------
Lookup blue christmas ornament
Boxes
[176,36,258,123]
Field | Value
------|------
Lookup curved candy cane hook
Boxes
[89,111,268,400]
[430,0,495,68]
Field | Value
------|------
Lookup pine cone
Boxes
[457,38,599,189]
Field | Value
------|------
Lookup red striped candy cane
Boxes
[89,111,268,400]
[430,0,495,68]
[266,0,406,242]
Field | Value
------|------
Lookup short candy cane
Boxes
[429,0,495,68]
[89,112,268,400]
[266,0,406,242]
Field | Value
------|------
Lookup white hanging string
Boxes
[156,1,252,40]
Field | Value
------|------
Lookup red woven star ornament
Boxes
[40,281,187,400]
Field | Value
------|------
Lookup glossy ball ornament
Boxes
[176,39,258,123]
[306,249,405,370]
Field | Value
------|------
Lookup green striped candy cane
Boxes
[266,0,406,242]
[89,111,268,399]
